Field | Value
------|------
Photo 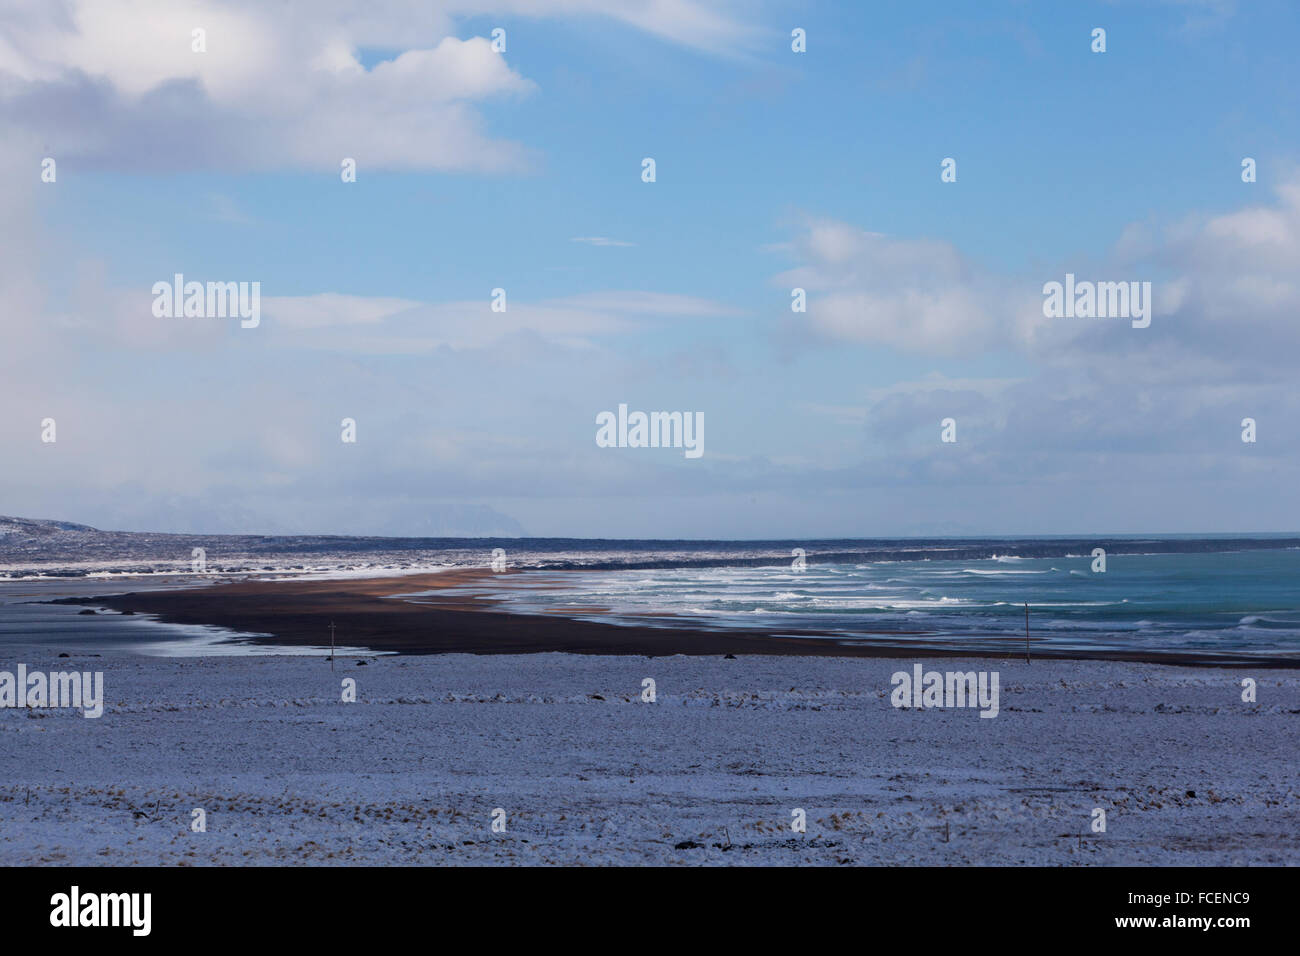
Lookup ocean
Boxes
[463,546,1300,658]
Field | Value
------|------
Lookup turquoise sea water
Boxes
[463,548,1300,658]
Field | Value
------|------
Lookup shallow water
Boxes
[448,549,1300,658]
[0,579,366,657]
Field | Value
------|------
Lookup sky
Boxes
[1,0,1298,538]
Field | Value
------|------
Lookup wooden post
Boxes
[329,621,336,671]
[1024,602,1030,664]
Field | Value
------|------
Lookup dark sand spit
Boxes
[49,570,1300,667]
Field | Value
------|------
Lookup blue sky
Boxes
[2,0,1299,537]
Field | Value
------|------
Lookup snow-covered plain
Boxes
[1,647,1295,865]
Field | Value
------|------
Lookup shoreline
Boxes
[45,569,1300,668]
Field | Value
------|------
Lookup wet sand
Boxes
[48,569,1300,667]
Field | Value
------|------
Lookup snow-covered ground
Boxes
[0,648,1295,865]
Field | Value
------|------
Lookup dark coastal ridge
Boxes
[3,516,1298,573]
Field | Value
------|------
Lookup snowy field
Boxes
[1,647,1296,865]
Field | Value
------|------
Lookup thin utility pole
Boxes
[1024,602,1030,664]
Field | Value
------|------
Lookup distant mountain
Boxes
[0,516,102,536]
[0,515,527,575]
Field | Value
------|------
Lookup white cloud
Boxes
[0,0,755,172]
[480,0,765,55]
[548,290,742,316]
[571,236,636,247]
[780,177,1300,375]
[776,219,1041,354]
[756,180,1300,521]
[262,294,422,330]
[255,289,740,352]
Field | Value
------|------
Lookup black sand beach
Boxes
[50,570,1300,667]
